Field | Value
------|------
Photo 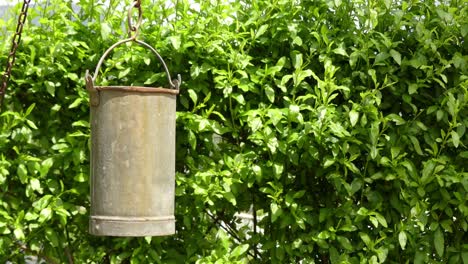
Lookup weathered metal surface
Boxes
[89,86,178,236]
[86,0,181,236]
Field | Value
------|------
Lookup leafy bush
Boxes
[0,0,467,263]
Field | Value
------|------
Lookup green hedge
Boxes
[0,0,467,263]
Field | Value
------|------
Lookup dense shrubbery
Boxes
[1,0,467,263]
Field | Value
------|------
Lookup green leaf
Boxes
[69,98,83,109]
[144,236,152,244]
[370,121,380,145]
[118,68,131,79]
[323,158,335,168]
[73,173,87,182]
[265,85,275,103]
[333,43,348,57]
[25,119,37,129]
[399,231,407,250]
[436,109,444,121]
[25,103,36,115]
[39,207,53,223]
[188,130,196,150]
[40,158,54,177]
[223,192,237,206]
[266,66,282,76]
[414,251,425,264]
[383,0,391,8]
[357,207,369,215]
[349,110,359,127]
[374,213,388,228]
[451,131,460,148]
[17,164,28,184]
[45,81,56,96]
[462,252,468,264]
[337,236,353,250]
[144,73,161,84]
[408,83,418,94]
[319,208,330,223]
[273,163,284,180]
[329,246,340,264]
[368,69,377,86]
[409,136,424,155]
[267,136,278,154]
[72,120,89,128]
[100,22,112,40]
[255,24,269,38]
[188,89,198,104]
[32,195,52,210]
[271,203,282,223]
[359,232,372,247]
[375,52,390,65]
[231,244,249,258]
[386,113,405,125]
[350,178,362,195]
[14,228,25,240]
[318,231,330,239]
[434,228,444,257]
[376,247,388,263]
[169,36,181,50]
[232,93,245,105]
[461,151,468,159]
[293,53,303,69]
[390,49,401,65]
[45,227,59,247]
[369,216,379,228]
[30,178,42,193]
[292,36,302,46]
[349,51,360,68]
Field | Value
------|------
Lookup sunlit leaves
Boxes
[399,231,407,250]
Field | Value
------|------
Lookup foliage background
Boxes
[0,0,467,263]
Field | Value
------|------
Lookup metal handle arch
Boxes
[87,38,181,90]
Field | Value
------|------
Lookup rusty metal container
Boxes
[85,38,180,236]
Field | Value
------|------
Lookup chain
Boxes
[0,0,32,108]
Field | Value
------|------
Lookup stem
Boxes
[205,210,257,259]
[252,190,259,259]
[65,223,74,264]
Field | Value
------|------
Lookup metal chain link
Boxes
[127,0,143,39]
[0,0,32,108]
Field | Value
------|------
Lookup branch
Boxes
[65,223,74,264]
[16,243,59,264]
[205,210,257,260]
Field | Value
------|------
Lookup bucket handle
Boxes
[85,38,181,91]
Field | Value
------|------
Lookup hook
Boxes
[127,1,142,39]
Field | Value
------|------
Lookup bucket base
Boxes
[89,215,175,236]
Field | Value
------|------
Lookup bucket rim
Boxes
[94,85,179,95]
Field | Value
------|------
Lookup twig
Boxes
[65,223,74,264]
[252,190,260,259]
[205,210,256,259]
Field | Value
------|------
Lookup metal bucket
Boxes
[85,39,180,236]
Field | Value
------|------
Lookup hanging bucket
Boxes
[85,38,181,237]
